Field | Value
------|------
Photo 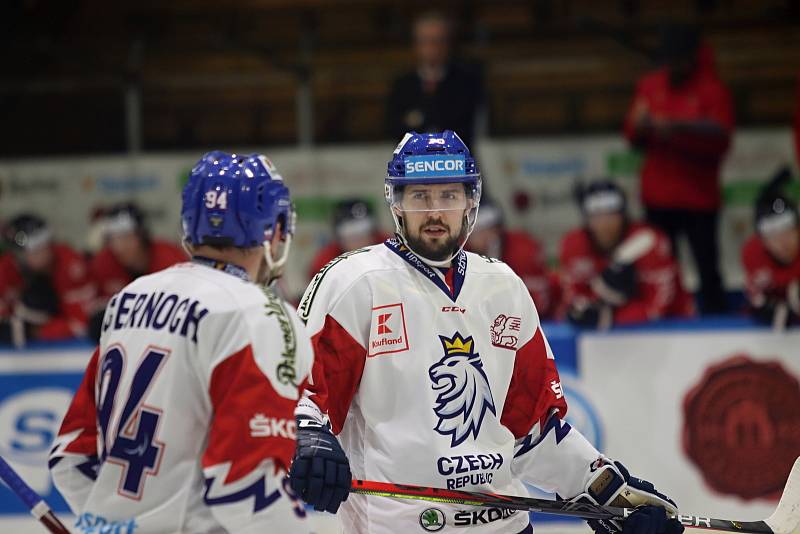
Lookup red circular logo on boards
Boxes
[683,355,800,500]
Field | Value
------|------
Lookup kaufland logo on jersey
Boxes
[405,155,466,178]
[369,303,409,357]
[377,313,392,335]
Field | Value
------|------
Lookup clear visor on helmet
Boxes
[386,179,481,213]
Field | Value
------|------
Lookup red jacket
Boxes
[559,222,695,324]
[90,239,187,301]
[741,234,800,305]
[624,45,734,211]
[0,243,94,340]
[497,229,561,320]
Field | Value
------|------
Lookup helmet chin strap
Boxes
[391,209,476,268]
[261,233,293,286]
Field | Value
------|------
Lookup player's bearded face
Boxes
[399,184,468,262]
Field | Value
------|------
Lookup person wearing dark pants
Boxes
[645,208,727,314]
[624,24,734,314]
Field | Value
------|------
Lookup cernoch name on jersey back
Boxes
[103,291,209,342]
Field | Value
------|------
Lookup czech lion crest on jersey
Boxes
[490,314,521,349]
[429,333,496,447]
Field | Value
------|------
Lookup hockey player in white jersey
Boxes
[49,152,313,533]
[290,131,685,534]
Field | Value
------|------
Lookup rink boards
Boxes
[1,318,798,532]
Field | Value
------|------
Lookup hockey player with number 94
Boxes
[49,152,314,533]
[290,131,685,534]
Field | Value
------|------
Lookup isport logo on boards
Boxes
[404,155,466,178]
[0,387,74,464]
[0,387,75,507]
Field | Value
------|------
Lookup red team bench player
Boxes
[0,214,94,346]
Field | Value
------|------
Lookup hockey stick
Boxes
[351,456,800,534]
[0,455,71,534]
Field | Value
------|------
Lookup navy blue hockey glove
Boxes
[567,299,615,330]
[749,292,800,328]
[20,273,60,318]
[571,459,684,534]
[567,301,603,328]
[750,297,783,325]
[0,318,36,347]
[622,506,683,534]
[289,416,351,514]
[594,262,637,306]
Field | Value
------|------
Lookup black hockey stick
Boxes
[351,456,800,534]
[0,455,71,533]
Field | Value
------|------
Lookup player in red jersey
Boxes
[307,198,387,280]
[90,203,186,301]
[741,171,800,328]
[0,214,94,346]
[467,199,560,319]
[88,203,186,341]
[560,181,694,328]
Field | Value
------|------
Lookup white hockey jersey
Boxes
[49,260,313,534]
[296,237,602,534]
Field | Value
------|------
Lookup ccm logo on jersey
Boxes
[441,306,466,314]
[368,303,409,357]
[249,414,296,439]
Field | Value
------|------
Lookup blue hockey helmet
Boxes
[181,151,295,280]
[385,131,482,263]
[386,130,480,186]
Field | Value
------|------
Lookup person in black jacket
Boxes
[386,11,484,150]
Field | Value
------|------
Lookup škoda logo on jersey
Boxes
[249,414,296,439]
[368,303,409,357]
